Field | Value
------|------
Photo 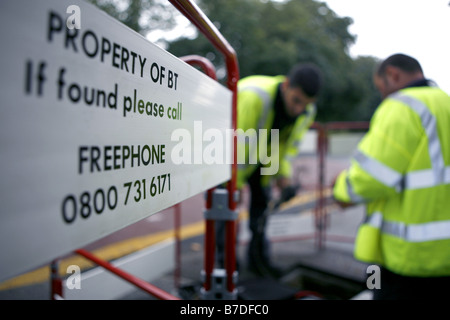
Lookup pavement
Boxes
[118,202,372,301]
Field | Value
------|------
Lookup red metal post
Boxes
[311,121,370,250]
[311,122,327,250]
[50,259,63,300]
[318,124,328,249]
[174,203,181,290]
[168,0,239,207]
[204,191,216,292]
[169,0,239,294]
[203,220,215,291]
[325,121,370,131]
[179,54,218,292]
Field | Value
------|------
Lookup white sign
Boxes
[0,0,232,282]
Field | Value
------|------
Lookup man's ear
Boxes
[385,65,401,82]
[282,79,290,90]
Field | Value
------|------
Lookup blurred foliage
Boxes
[89,0,381,122]
[87,0,176,36]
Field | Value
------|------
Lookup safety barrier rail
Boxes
[169,0,240,296]
[312,121,370,249]
[6,0,369,300]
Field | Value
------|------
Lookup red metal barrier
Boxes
[50,259,63,300]
[50,0,238,300]
[75,249,180,300]
[169,0,240,294]
[311,121,370,249]
[311,122,327,249]
[180,54,217,80]
[179,54,219,293]
[174,203,181,291]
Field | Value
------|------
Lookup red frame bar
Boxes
[312,122,327,249]
[169,0,239,293]
[310,121,370,249]
[325,121,371,131]
[180,54,217,80]
[75,249,180,300]
[50,1,239,300]
[50,259,63,300]
[168,0,239,208]
[173,203,181,290]
[180,54,219,292]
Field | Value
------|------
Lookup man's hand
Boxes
[276,177,292,190]
[334,199,355,209]
[331,173,355,209]
[280,185,297,203]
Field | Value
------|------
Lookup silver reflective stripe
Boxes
[350,92,450,193]
[390,93,446,187]
[405,166,450,189]
[365,212,450,242]
[353,150,404,192]
[365,212,383,228]
[292,104,316,135]
[406,169,439,189]
[406,220,450,242]
[286,104,316,155]
[239,86,271,130]
[353,151,450,190]
[279,105,317,176]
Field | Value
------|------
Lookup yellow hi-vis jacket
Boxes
[333,85,450,277]
[236,75,316,190]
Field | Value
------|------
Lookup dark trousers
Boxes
[246,166,272,269]
[372,267,450,300]
[215,167,272,270]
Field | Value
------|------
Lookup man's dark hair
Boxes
[288,63,323,98]
[377,53,423,76]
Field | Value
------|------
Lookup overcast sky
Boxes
[323,0,450,93]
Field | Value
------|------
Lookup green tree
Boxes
[87,0,177,35]
[166,0,379,122]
